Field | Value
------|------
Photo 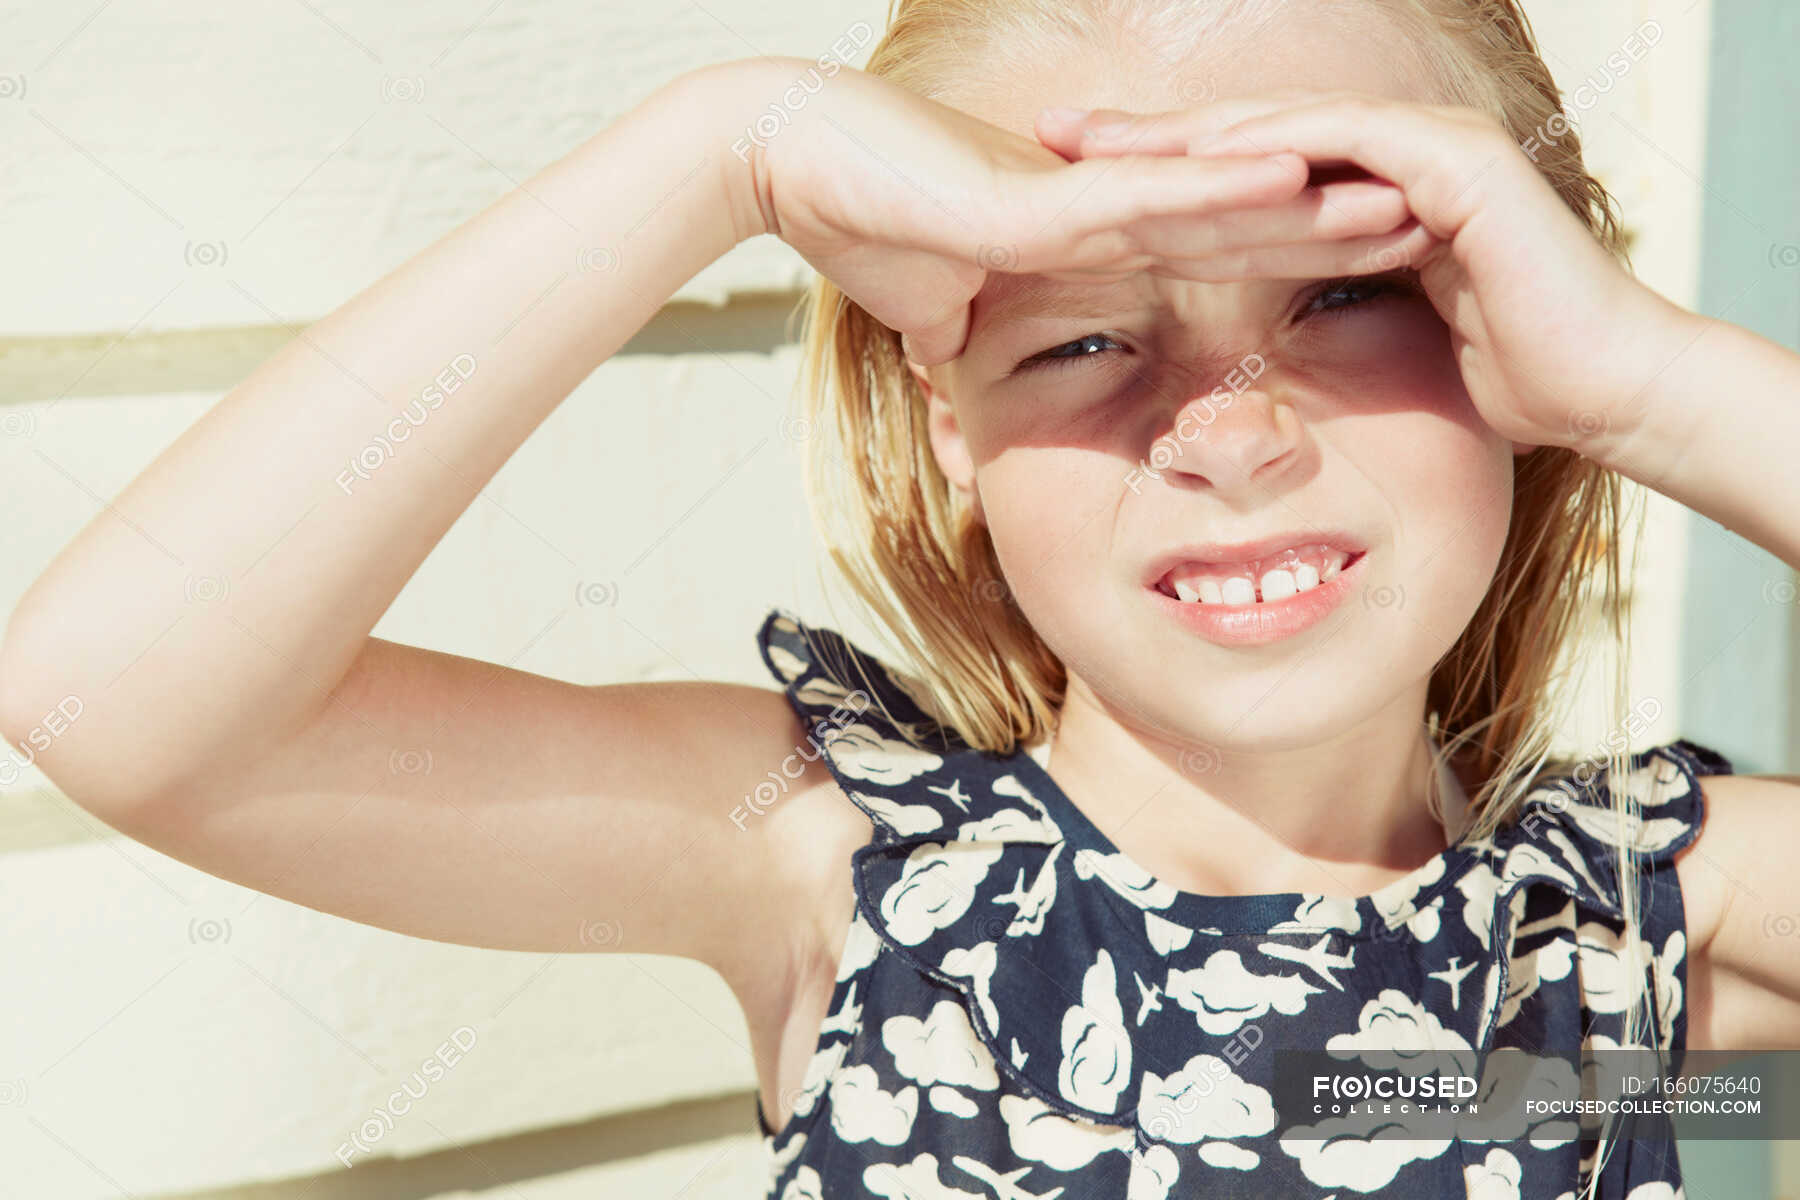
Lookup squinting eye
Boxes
[1303,275,1415,319]
[1013,332,1125,375]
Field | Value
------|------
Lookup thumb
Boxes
[1038,97,1312,159]
[901,304,972,367]
[1035,105,1157,159]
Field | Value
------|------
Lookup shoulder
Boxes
[1666,753,1800,1054]
[743,606,977,955]
[1677,766,1800,968]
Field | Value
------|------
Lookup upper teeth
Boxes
[1165,544,1350,604]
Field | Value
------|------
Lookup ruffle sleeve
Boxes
[1485,738,1731,1063]
[757,609,1144,1126]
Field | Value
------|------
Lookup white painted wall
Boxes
[0,1,1730,1195]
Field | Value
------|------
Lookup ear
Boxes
[912,357,984,525]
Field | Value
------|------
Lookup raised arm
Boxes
[0,59,865,995]
[1598,311,1800,1058]
[0,52,1330,1017]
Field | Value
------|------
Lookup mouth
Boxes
[1144,534,1371,646]
[1148,539,1368,605]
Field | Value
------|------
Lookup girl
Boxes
[4,0,1798,1196]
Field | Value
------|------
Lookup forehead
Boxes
[944,2,1442,139]
[943,2,1445,335]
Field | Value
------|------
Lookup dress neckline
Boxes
[1010,726,1480,937]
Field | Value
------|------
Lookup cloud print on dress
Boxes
[1126,1144,1180,1200]
[998,1093,1133,1170]
[939,941,999,1032]
[1324,988,1476,1076]
[1281,1119,1454,1191]
[879,842,1006,944]
[1268,894,1362,936]
[778,1163,824,1200]
[1557,796,1691,857]
[1136,1052,1275,1144]
[990,773,1056,820]
[928,1085,978,1118]
[829,1064,918,1146]
[1495,924,1576,1028]
[1650,929,1685,1047]
[1456,862,1503,950]
[856,790,946,836]
[1144,910,1194,955]
[1073,848,1179,911]
[1460,1045,1580,1145]
[1463,1146,1523,1200]
[1165,948,1322,1035]
[1059,949,1133,1111]
[862,1153,983,1199]
[960,807,1060,844]
[1368,852,1448,942]
[839,909,882,980]
[764,642,809,685]
[1565,919,1653,1015]
[1197,1140,1260,1171]
[825,721,944,784]
[791,669,862,713]
[883,1001,999,1091]
[790,1039,848,1121]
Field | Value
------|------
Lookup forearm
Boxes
[1595,304,1800,572]
[0,62,768,808]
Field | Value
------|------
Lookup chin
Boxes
[1090,648,1422,755]
[1028,578,1458,755]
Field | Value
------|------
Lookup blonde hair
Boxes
[792,1,1659,1179]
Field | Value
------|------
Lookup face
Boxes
[918,5,1523,755]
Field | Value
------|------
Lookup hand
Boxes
[733,62,1435,364]
[1036,93,1699,454]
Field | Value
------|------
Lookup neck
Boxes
[1045,675,1449,898]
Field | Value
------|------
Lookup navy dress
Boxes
[752,610,1731,1199]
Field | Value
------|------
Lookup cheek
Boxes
[965,440,1137,661]
[956,389,1136,564]
[1340,397,1516,642]
[973,445,1122,572]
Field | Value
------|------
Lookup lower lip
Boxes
[1149,552,1368,647]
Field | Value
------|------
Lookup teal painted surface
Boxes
[1679,0,1800,778]
[1678,1,1798,1197]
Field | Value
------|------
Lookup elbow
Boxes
[0,622,174,825]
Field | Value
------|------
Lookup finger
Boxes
[1122,179,1410,261]
[1188,99,1523,238]
[1019,151,1314,272]
[1033,105,1141,160]
[1012,152,1312,277]
[1146,220,1445,283]
[902,303,973,366]
[1035,93,1331,160]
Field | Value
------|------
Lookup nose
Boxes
[1140,383,1302,494]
